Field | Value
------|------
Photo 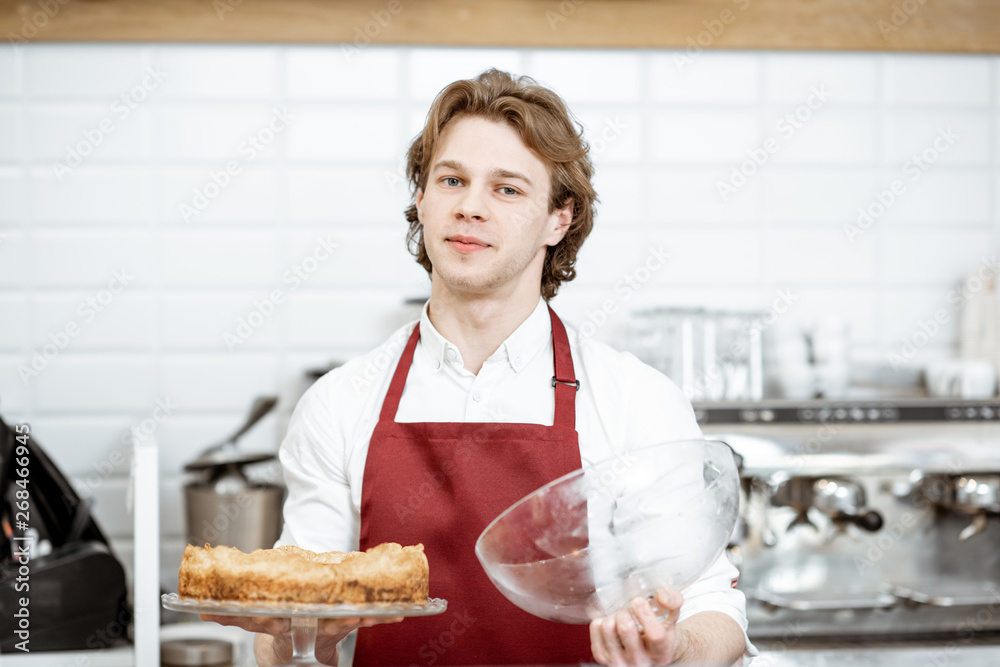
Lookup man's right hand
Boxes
[199,614,404,666]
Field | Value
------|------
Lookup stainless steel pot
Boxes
[182,396,285,551]
[184,462,284,552]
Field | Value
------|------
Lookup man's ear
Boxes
[547,198,574,246]
[415,189,424,225]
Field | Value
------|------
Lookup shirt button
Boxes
[514,356,523,368]
[446,348,457,360]
[472,392,481,402]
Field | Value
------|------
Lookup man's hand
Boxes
[199,613,403,666]
[589,589,683,666]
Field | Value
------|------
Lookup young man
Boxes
[204,69,753,666]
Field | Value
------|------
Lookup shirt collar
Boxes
[417,297,551,374]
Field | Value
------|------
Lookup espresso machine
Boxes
[699,399,1000,644]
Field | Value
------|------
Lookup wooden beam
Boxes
[1,0,998,53]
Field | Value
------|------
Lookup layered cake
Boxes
[178,542,429,604]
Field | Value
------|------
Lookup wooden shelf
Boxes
[1,0,998,53]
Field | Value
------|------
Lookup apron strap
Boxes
[548,305,578,430]
[378,306,579,430]
[377,323,421,423]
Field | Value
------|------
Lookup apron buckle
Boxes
[551,376,580,390]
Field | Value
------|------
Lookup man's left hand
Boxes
[589,589,683,667]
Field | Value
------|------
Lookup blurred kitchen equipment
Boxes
[183,396,284,552]
[184,396,278,471]
[767,474,883,536]
[162,638,234,667]
[305,361,343,385]
[904,471,1000,542]
[767,324,815,400]
[700,397,1000,644]
[925,359,997,399]
[958,260,999,372]
[812,319,851,399]
[767,319,851,400]
[0,414,130,651]
[475,440,740,623]
[623,308,762,402]
[303,295,425,388]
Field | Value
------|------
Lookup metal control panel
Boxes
[693,399,1000,425]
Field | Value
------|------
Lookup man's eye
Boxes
[443,177,461,187]
[499,186,518,196]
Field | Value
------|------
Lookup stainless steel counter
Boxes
[753,636,1000,666]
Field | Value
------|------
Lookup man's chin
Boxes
[432,268,502,296]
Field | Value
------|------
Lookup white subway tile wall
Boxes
[0,45,997,590]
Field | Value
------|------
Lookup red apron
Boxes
[355,306,593,666]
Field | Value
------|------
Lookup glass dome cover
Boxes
[475,439,740,624]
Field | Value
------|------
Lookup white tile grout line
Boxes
[757,52,773,302]
[873,51,888,350]
[992,55,999,254]
[18,43,35,422]
[275,43,291,408]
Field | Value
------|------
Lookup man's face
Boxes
[415,115,572,298]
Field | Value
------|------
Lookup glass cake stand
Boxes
[162,593,447,665]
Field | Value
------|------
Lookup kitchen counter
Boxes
[752,635,1000,666]
[6,633,999,667]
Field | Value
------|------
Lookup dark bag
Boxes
[0,414,131,652]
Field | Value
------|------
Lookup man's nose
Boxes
[454,186,489,221]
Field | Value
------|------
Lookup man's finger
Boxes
[589,619,610,665]
[320,616,360,634]
[600,617,627,667]
[655,589,684,618]
[614,607,648,665]
[631,597,667,644]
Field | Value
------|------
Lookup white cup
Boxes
[925,359,998,399]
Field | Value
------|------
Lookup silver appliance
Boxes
[182,397,284,552]
[699,399,1000,644]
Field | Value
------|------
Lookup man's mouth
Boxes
[445,235,490,253]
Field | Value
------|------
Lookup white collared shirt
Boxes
[277,297,756,662]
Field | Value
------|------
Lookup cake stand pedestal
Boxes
[161,593,447,665]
